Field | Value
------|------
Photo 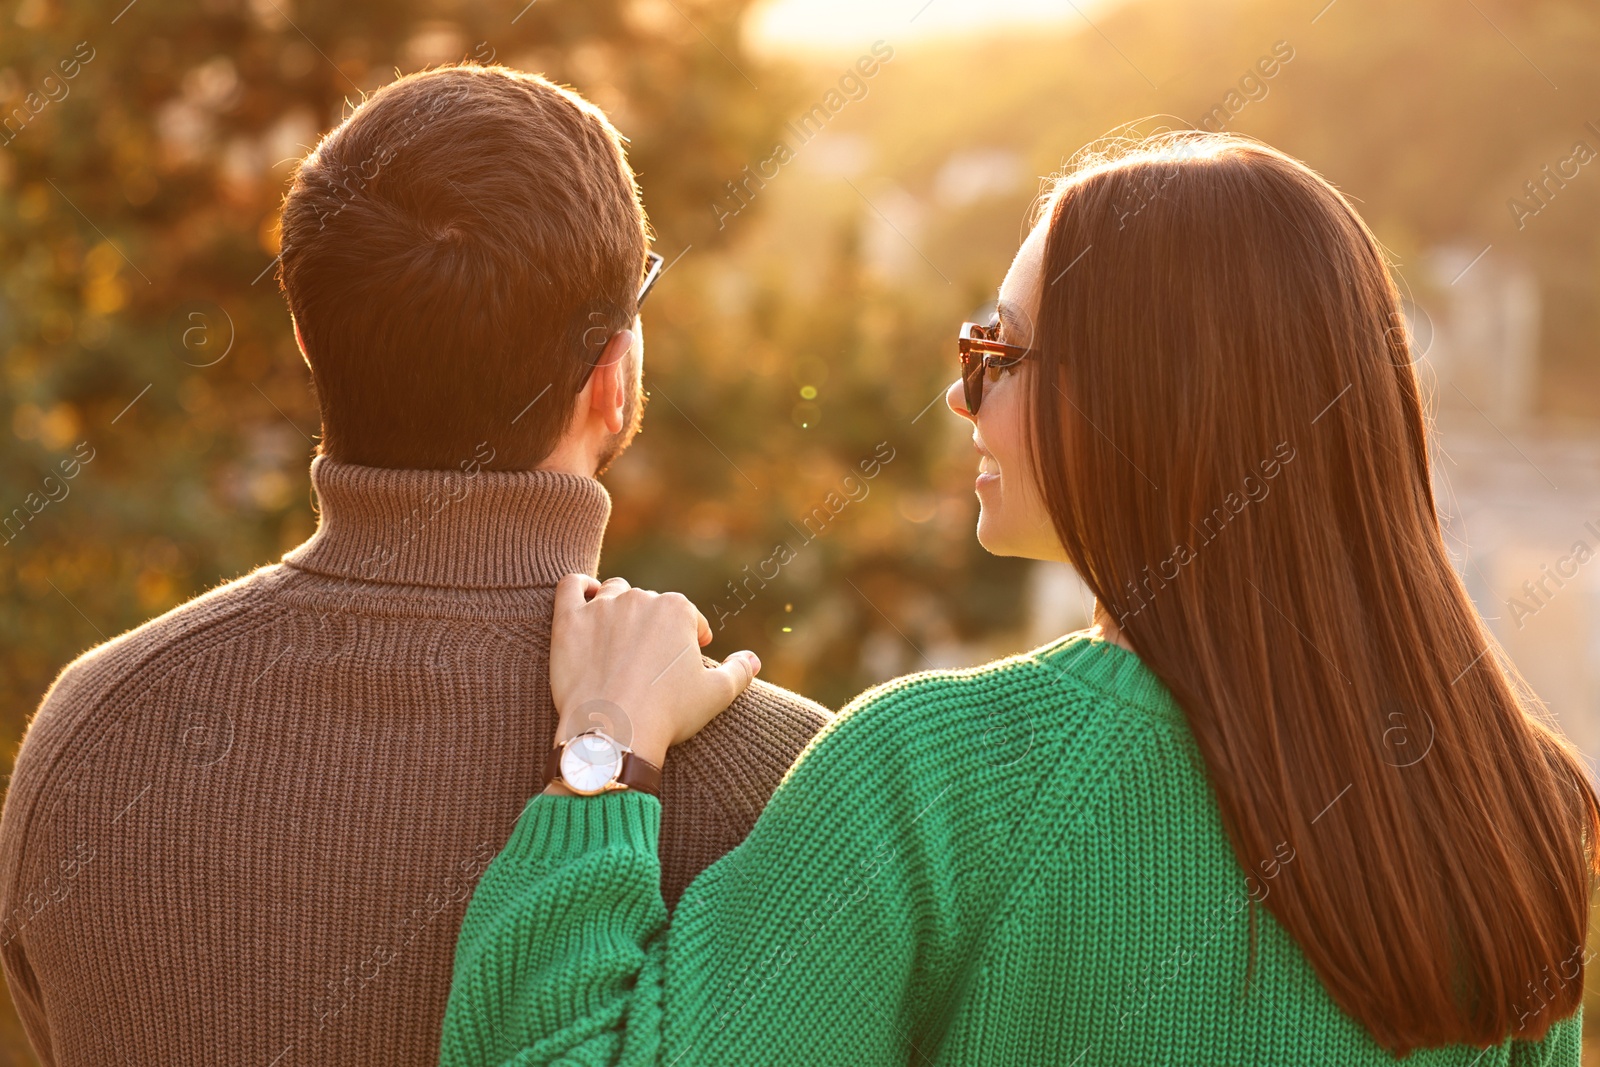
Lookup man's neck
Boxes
[530,434,598,479]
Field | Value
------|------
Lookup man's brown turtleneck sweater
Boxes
[0,457,831,1066]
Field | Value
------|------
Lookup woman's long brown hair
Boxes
[1027,131,1599,1054]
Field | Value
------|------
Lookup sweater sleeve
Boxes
[0,660,93,1067]
[0,938,54,1067]
[439,693,954,1067]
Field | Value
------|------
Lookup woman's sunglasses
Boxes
[957,320,1034,415]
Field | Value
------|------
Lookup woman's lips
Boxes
[975,445,1000,489]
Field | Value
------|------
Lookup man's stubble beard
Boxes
[594,352,645,476]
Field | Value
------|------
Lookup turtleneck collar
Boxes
[282,456,610,589]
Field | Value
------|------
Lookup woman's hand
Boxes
[549,574,761,772]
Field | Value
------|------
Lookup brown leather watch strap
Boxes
[541,743,562,789]
[543,736,662,797]
[616,751,662,797]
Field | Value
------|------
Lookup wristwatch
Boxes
[543,729,662,797]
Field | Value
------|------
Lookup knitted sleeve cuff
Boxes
[503,791,662,869]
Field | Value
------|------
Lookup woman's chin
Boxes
[974,511,1017,557]
[976,509,1064,562]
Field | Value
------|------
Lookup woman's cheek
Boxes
[984,374,1028,471]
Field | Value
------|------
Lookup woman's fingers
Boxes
[648,592,714,647]
[592,576,632,600]
[555,573,601,615]
[655,592,712,649]
[560,578,720,650]
[556,574,630,608]
[713,651,761,695]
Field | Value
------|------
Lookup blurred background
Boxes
[1,0,1598,1059]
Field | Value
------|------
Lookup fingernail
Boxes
[746,652,761,675]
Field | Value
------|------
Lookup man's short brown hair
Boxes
[278,64,649,470]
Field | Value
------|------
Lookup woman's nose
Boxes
[945,378,973,422]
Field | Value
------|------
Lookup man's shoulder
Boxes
[729,675,833,734]
[16,564,285,763]
[721,674,834,767]
[0,563,289,901]
[669,672,832,824]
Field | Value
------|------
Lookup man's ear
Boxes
[586,329,634,434]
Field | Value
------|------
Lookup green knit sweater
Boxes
[439,634,1582,1065]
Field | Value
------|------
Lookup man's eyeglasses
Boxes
[638,251,664,308]
[575,252,665,387]
[957,320,1034,416]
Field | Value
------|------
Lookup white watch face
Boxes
[560,732,624,794]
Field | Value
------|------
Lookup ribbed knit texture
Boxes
[0,456,830,1066]
[440,634,1582,1066]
